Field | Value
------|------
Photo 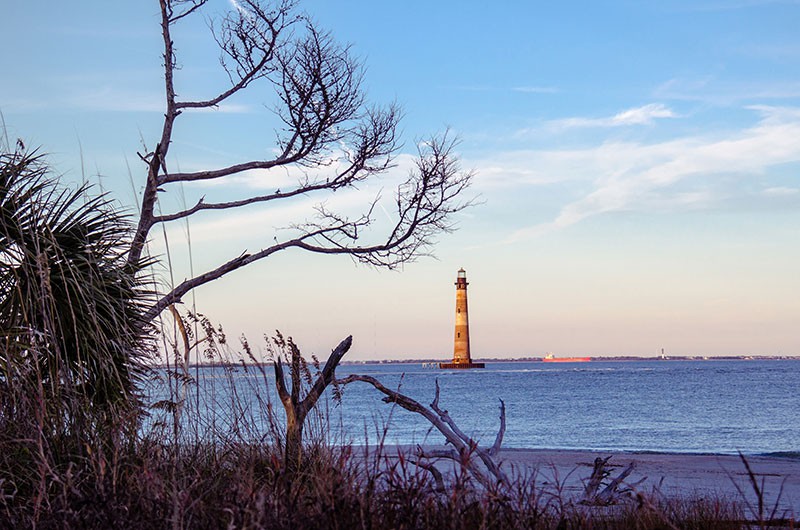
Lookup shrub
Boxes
[0,145,155,510]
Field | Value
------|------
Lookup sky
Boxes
[1,0,799,360]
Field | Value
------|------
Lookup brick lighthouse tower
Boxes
[440,268,485,369]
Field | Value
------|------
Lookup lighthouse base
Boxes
[439,362,485,369]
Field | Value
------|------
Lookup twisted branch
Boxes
[337,374,508,487]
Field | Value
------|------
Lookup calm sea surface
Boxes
[150,360,799,455]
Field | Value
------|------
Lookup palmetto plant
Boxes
[0,146,153,422]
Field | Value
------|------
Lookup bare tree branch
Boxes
[273,356,292,413]
[207,0,297,104]
[337,374,509,487]
[288,133,475,268]
[167,0,208,23]
[130,0,472,320]
[159,157,294,185]
[143,242,286,322]
[303,335,352,410]
[151,162,374,223]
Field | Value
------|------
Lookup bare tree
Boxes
[270,333,352,471]
[132,0,473,321]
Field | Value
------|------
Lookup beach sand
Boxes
[374,447,800,516]
[497,449,799,515]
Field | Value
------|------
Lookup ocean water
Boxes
[151,360,799,455]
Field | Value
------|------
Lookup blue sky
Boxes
[2,1,799,359]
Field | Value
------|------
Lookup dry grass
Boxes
[1,430,786,529]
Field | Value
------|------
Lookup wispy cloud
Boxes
[228,0,255,20]
[547,103,677,130]
[447,85,493,92]
[482,106,800,241]
[512,86,559,94]
[447,85,559,94]
[762,186,799,196]
[655,77,800,104]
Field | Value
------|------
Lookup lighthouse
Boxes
[439,268,485,369]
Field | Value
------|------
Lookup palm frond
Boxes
[0,145,155,422]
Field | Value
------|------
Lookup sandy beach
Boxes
[494,449,800,513]
[375,447,800,517]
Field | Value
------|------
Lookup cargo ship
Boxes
[542,353,591,363]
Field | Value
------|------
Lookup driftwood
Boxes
[337,375,508,487]
[409,458,447,493]
[581,456,643,505]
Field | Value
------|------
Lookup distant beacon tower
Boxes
[440,268,485,369]
[453,268,471,362]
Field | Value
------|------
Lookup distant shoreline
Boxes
[341,355,799,365]
[168,355,799,369]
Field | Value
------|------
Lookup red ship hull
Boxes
[542,357,591,363]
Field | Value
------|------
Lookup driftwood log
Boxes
[337,375,508,487]
[581,456,642,505]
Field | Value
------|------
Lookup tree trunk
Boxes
[273,335,352,473]
[284,411,305,473]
